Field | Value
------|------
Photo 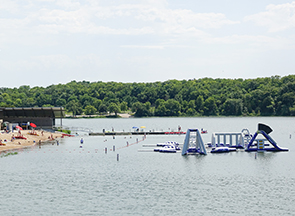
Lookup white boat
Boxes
[154,141,181,152]
[158,145,177,153]
[157,141,179,147]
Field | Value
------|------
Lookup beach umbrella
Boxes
[16,125,23,130]
[132,126,139,129]
[30,123,37,128]
[140,126,146,128]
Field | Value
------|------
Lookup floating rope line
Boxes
[1,136,147,155]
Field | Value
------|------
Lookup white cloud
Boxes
[55,0,81,10]
[208,34,295,51]
[93,4,239,33]
[1,1,293,52]
[31,8,91,33]
[134,8,239,29]
[0,0,239,39]
[120,45,164,49]
[0,0,20,13]
[0,53,103,75]
[244,1,295,32]
[32,54,73,70]
[2,0,295,88]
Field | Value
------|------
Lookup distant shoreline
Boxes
[65,113,132,118]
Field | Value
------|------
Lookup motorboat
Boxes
[158,145,177,153]
[156,141,180,150]
[157,141,179,146]
[154,141,181,152]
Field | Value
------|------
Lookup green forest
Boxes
[1,75,295,117]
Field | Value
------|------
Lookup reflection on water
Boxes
[1,117,295,215]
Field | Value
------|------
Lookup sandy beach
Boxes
[0,130,65,152]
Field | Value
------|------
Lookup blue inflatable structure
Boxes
[209,129,254,153]
[181,129,207,155]
[210,132,246,149]
[245,123,288,152]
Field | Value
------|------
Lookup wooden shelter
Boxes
[0,107,65,129]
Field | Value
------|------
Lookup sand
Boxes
[0,130,65,152]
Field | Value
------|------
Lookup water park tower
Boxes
[181,129,207,155]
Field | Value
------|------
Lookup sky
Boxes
[1,0,295,88]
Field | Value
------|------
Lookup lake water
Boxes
[1,117,295,215]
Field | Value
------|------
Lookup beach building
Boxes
[0,107,64,129]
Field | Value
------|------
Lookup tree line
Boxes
[1,75,295,117]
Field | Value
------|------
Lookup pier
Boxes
[89,131,186,136]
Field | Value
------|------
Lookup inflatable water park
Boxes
[141,123,289,155]
[245,123,288,152]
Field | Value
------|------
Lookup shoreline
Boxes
[65,113,132,118]
[0,130,65,153]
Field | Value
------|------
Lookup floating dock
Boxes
[89,131,186,136]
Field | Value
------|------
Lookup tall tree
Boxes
[108,103,121,116]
